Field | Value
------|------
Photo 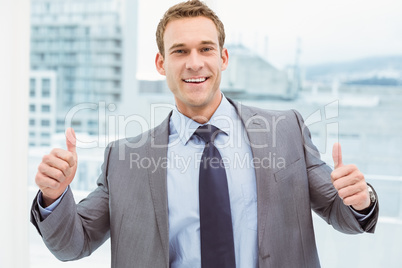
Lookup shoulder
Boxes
[104,111,172,158]
[112,129,153,149]
[229,98,303,127]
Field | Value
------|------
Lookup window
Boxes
[29,119,35,126]
[29,132,35,137]
[29,104,35,112]
[113,80,121,88]
[41,132,50,138]
[42,79,51,97]
[113,93,120,102]
[29,78,36,97]
[88,120,98,127]
[41,105,50,112]
[66,91,74,105]
[65,67,75,76]
[72,121,81,127]
[41,119,50,126]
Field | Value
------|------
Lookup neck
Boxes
[176,93,222,124]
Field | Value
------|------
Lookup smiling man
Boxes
[31,1,379,267]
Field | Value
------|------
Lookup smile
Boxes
[183,77,208,83]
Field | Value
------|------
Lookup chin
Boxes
[184,94,208,105]
[187,99,207,108]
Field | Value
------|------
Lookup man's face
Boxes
[155,16,228,118]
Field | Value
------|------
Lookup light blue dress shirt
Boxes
[167,96,258,268]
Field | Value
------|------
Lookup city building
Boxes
[220,44,298,100]
[138,78,170,94]
[28,70,57,147]
[30,0,138,136]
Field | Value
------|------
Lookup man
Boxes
[31,0,379,267]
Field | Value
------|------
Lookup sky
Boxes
[136,0,402,79]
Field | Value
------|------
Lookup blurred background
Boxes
[2,0,402,267]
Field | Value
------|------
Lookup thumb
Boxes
[332,142,343,169]
[66,128,77,155]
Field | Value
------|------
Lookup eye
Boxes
[202,47,212,52]
[173,49,185,54]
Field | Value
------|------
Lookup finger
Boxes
[38,162,66,183]
[66,128,77,155]
[336,182,367,200]
[342,191,369,208]
[332,173,363,191]
[42,154,73,177]
[331,164,361,182]
[332,142,343,169]
[35,172,61,190]
[51,148,75,167]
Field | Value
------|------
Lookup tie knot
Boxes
[195,125,221,144]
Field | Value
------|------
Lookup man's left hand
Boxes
[331,142,371,211]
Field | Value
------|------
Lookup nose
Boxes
[185,50,204,71]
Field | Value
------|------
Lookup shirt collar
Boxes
[170,94,236,145]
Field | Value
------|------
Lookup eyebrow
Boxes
[168,43,185,52]
[200,40,217,46]
[168,40,218,52]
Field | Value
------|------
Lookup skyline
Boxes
[137,0,402,79]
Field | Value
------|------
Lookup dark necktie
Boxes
[195,125,236,268]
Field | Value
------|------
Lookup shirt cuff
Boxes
[349,200,377,222]
[37,187,69,220]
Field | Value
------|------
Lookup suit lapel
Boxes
[146,112,172,266]
[229,99,276,250]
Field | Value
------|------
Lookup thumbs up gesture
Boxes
[35,128,78,207]
[331,143,371,211]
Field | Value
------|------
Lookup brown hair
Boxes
[156,0,225,57]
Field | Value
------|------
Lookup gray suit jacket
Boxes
[31,100,378,267]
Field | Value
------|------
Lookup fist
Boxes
[35,128,78,207]
[331,142,370,211]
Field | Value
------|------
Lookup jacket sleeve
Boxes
[292,109,379,234]
[30,142,114,261]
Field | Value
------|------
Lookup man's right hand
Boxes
[35,128,78,207]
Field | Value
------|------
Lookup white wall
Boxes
[0,0,30,267]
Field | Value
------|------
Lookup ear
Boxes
[155,52,166,76]
[220,48,229,71]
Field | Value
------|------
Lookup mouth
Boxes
[183,77,208,83]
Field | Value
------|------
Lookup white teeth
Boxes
[184,78,206,83]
